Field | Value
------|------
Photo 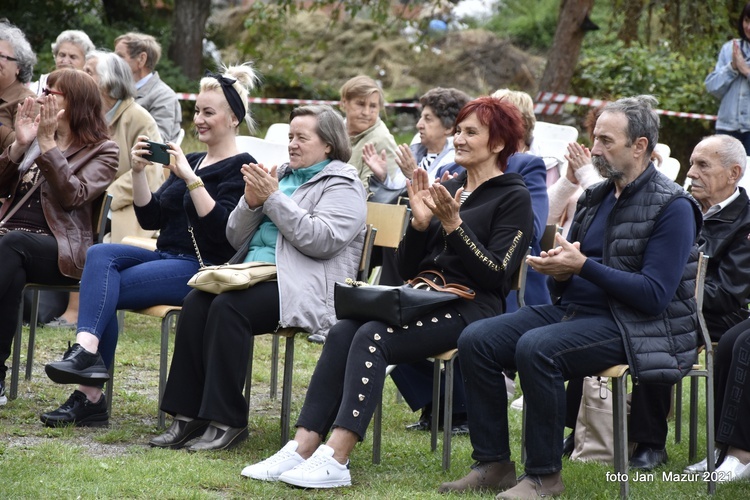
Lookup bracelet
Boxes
[186,178,204,192]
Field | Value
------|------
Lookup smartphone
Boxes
[145,140,171,165]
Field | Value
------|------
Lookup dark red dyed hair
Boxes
[454,96,524,172]
[46,69,109,146]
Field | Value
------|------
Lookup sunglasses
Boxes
[0,54,18,63]
[42,88,65,97]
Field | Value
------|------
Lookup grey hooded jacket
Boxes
[226,159,367,336]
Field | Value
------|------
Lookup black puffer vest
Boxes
[569,165,703,384]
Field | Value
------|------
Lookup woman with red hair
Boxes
[242,97,534,489]
[0,68,118,404]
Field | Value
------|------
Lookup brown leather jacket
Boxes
[0,140,119,278]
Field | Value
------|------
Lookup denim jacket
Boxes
[705,39,750,132]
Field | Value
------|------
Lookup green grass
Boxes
[0,314,744,498]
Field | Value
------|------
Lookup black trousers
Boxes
[295,304,467,440]
[159,282,280,428]
[565,377,673,448]
[0,232,77,381]
[715,319,750,451]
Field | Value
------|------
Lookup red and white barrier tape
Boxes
[176,92,717,120]
[176,93,419,108]
[534,92,718,121]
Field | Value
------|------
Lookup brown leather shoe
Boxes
[496,472,564,499]
[438,461,517,493]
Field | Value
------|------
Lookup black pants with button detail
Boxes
[295,304,467,440]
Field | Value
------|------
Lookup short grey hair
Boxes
[86,50,136,100]
[51,30,94,57]
[290,105,352,163]
[603,95,660,154]
[0,21,36,84]
[710,134,748,181]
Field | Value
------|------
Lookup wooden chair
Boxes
[520,253,713,498]
[9,194,113,402]
[263,223,377,445]
[372,247,530,470]
[365,201,410,285]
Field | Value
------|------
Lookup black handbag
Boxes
[367,175,407,205]
[334,271,475,327]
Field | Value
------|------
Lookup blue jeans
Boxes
[77,244,199,370]
[458,304,627,475]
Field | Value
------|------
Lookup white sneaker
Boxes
[278,444,351,488]
[0,380,6,406]
[241,441,305,481]
[716,455,750,482]
[510,395,524,411]
[684,449,720,473]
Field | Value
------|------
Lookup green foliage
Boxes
[572,33,717,179]
[483,0,559,52]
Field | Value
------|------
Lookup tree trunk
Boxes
[168,0,212,80]
[538,0,596,97]
[617,0,645,44]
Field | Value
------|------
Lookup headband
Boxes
[205,71,246,124]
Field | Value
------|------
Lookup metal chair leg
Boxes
[688,376,700,462]
[431,360,440,453]
[442,356,454,470]
[106,356,114,415]
[157,311,177,429]
[244,337,255,409]
[611,374,630,499]
[280,334,295,445]
[25,289,41,380]
[270,335,279,399]
[674,378,682,444]
[10,299,24,400]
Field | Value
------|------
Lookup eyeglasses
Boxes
[42,88,65,97]
[0,54,18,63]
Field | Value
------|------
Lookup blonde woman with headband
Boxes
[40,64,259,428]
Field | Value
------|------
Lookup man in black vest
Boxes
[562,133,750,474]
[684,134,750,473]
[438,96,703,498]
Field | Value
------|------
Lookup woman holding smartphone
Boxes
[40,64,258,427]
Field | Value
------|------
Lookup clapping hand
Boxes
[362,142,388,182]
[407,167,462,233]
[563,142,592,184]
[395,144,418,180]
[526,233,586,281]
[12,97,39,148]
[242,162,278,208]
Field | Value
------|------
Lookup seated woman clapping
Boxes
[40,64,258,427]
[241,97,534,488]
[0,69,118,404]
[148,104,368,451]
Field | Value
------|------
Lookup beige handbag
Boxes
[188,261,277,294]
[570,376,631,464]
[186,226,276,294]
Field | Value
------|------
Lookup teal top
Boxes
[243,159,331,263]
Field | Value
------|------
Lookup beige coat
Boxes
[105,98,164,243]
